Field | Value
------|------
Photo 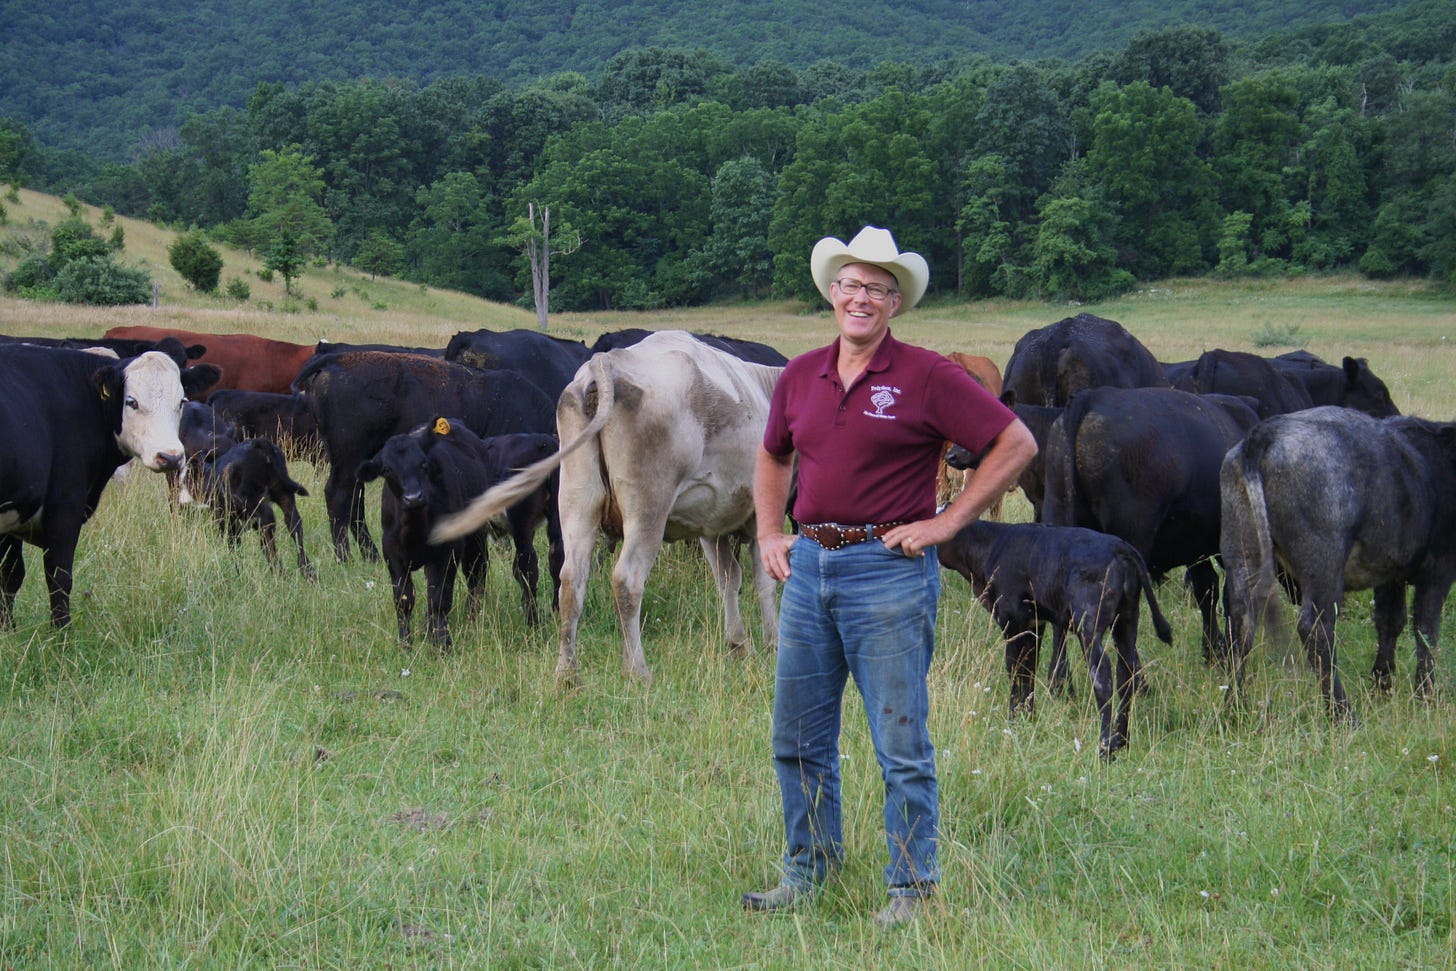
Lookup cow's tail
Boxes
[1126,547,1173,644]
[1238,440,1293,652]
[429,356,616,543]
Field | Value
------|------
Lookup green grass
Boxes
[3,190,1456,967]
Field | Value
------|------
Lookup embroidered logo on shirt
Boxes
[865,385,901,420]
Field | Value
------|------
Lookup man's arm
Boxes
[754,444,798,581]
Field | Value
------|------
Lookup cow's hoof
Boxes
[554,664,581,690]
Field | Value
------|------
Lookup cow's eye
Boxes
[125,396,140,410]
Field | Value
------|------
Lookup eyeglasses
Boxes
[834,278,898,301]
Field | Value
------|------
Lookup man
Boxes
[744,226,1037,928]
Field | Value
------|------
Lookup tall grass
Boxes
[2,189,1455,967]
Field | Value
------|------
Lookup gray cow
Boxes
[1220,407,1456,723]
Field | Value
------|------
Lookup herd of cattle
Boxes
[0,313,1448,759]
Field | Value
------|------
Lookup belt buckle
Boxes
[822,524,845,550]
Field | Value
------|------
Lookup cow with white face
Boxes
[0,345,220,627]
[433,330,782,684]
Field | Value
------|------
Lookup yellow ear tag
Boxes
[100,385,111,400]
[433,417,452,436]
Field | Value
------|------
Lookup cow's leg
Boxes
[346,479,379,562]
[611,526,664,683]
[1370,582,1407,693]
[323,467,356,563]
[1074,615,1118,760]
[1107,610,1144,760]
[1408,582,1444,699]
[700,535,750,654]
[507,507,542,627]
[553,478,603,686]
[275,491,316,581]
[1003,622,1038,718]
[0,535,24,627]
[544,493,564,614]
[747,537,779,650]
[39,520,82,628]
[1045,621,1072,699]
[1298,598,1356,725]
[390,560,416,648]
[425,558,457,654]
[461,541,490,625]
[1185,559,1223,665]
[251,503,282,569]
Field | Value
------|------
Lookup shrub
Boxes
[54,255,152,305]
[224,277,251,301]
[168,231,224,292]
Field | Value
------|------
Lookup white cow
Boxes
[433,330,782,683]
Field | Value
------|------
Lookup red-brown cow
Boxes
[104,326,315,399]
[936,351,1006,517]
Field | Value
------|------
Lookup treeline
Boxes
[3,7,1454,310]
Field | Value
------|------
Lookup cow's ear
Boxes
[357,457,383,483]
[182,363,222,398]
[91,364,124,405]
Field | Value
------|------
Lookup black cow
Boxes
[0,346,220,626]
[1002,313,1168,407]
[292,351,555,562]
[202,438,317,580]
[939,521,1171,759]
[1221,407,1456,724]
[1270,351,1400,416]
[948,393,1065,522]
[444,328,592,401]
[1169,349,1314,418]
[207,389,321,456]
[312,340,446,358]
[358,419,562,648]
[589,328,789,366]
[0,333,208,361]
[1043,386,1262,667]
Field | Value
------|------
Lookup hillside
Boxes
[1,0,1423,161]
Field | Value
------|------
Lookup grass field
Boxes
[2,189,1455,968]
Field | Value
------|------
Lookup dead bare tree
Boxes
[524,203,582,331]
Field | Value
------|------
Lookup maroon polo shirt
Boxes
[764,331,1016,525]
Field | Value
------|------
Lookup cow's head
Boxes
[93,351,222,471]
[359,433,432,511]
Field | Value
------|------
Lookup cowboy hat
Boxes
[810,226,929,316]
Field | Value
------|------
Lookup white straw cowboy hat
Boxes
[810,226,929,317]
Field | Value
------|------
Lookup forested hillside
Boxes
[0,0,1422,161]
[1,0,1453,313]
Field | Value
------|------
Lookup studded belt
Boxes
[798,521,907,551]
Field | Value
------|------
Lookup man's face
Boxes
[831,262,901,346]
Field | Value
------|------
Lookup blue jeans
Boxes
[771,537,941,895]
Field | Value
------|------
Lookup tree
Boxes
[241,145,333,290]
[168,230,225,292]
[508,202,582,330]
[692,156,777,298]
[353,229,405,280]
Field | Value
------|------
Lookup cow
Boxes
[0,333,207,361]
[588,328,790,366]
[432,330,782,684]
[313,340,446,358]
[938,520,1172,759]
[358,419,562,648]
[1002,313,1168,408]
[104,326,316,398]
[0,345,220,627]
[200,438,317,580]
[946,393,1064,523]
[1169,349,1314,418]
[1270,351,1400,416]
[444,328,593,401]
[935,352,1006,515]
[1220,407,1456,724]
[1041,386,1262,672]
[206,389,321,457]
[291,351,555,562]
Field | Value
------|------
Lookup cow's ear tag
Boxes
[434,417,451,436]
[99,385,111,401]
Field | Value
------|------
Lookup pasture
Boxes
[2,190,1455,967]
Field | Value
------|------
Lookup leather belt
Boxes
[798,521,906,551]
